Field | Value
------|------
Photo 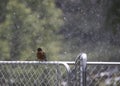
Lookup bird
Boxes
[37,48,47,61]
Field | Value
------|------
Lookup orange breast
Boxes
[37,52,45,60]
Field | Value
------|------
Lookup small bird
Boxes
[37,48,47,61]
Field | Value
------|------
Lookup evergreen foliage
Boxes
[0,0,63,60]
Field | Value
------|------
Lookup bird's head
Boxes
[37,48,42,51]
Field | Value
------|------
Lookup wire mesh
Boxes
[86,63,120,86]
[0,61,69,86]
[0,60,120,86]
[69,53,120,86]
[69,53,87,86]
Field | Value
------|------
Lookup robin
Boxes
[37,48,47,61]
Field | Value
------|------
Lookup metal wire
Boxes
[0,61,71,86]
[0,60,120,86]
[67,54,120,86]
[86,62,120,86]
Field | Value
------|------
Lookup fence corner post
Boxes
[79,53,87,86]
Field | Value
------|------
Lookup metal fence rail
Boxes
[72,53,87,86]
[0,54,120,86]
[0,61,71,86]
[70,53,120,86]
[87,62,120,86]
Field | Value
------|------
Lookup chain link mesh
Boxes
[73,62,120,86]
[69,53,120,86]
[87,64,120,86]
[69,53,87,86]
[0,61,69,86]
[1,60,120,86]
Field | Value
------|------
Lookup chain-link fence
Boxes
[68,53,87,86]
[0,61,71,86]
[0,54,120,86]
[72,53,120,86]
[87,62,120,86]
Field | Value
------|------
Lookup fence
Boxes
[0,61,71,86]
[74,53,120,86]
[0,54,120,86]
[86,62,120,86]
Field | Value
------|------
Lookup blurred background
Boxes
[0,0,120,61]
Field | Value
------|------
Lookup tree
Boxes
[0,0,63,60]
[56,0,120,61]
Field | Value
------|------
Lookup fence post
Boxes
[79,53,87,86]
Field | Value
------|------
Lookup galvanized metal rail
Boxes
[0,54,120,86]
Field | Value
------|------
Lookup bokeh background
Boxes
[0,0,120,61]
